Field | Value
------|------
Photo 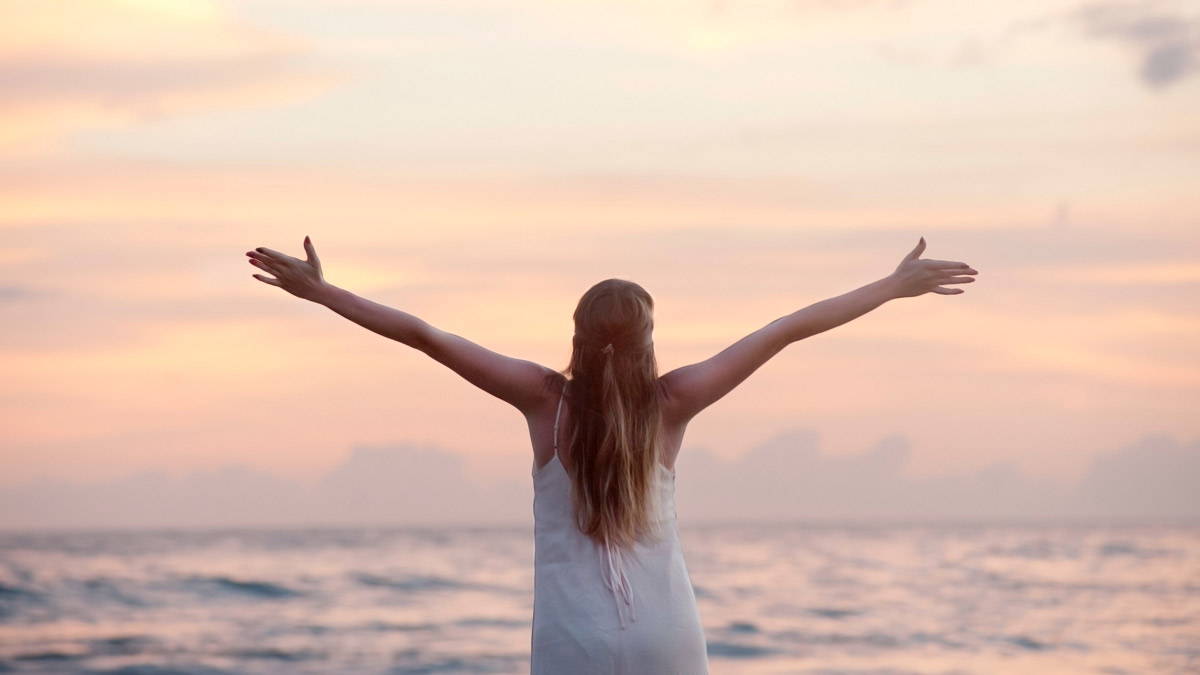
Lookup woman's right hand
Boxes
[889,237,978,298]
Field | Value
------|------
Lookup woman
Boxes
[245,236,977,673]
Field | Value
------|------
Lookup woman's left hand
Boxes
[245,236,328,302]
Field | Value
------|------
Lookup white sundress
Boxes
[530,385,709,674]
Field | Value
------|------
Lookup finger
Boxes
[926,260,974,271]
[252,273,282,287]
[246,251,284,269]
[936,276,975,284]
[254,247,296,265]
[303,235,321,271]
[903,236,926,262]
[248,257,285,275]
[931,286,964,295]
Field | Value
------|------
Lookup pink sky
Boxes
[2,0,1197,501]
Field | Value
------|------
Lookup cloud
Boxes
[2,432,1196,530]
[0,284,42,302]
[873,2,1200,89]
[1071,1,1200,88]
[0,443,530,530]
[0,0,344,154]
[677,430,1200,519]
[675,431,1071,519]
[1075,433,1200,515]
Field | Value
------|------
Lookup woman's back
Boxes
[530,382,709,674]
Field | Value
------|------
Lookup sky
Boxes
[1,0,1198,526]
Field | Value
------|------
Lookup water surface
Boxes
[1,522,1197,674]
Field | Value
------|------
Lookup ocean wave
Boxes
[350,572,522,596]
[387,649,526,674]
[87,635,158,656]
[0,583,40,600]
[774,630,905,649]
[760,603,866,621]
[0,582,45,621]
[1005,634,1050,651]
[453,617,528,629]
[13,650,80,662]
[981,538,1080,560]
[806,607,862,620]
[83,665,236,675]
[1097,540,1179,558]
[352,572,464,592]
[996,634,1088,652]
[182,575,302,599]
[362,620,439,632]
[77,577,151,607]
[706,641,777,658]
[220,646,322,661]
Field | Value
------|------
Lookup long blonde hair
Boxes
[555,278,663,551]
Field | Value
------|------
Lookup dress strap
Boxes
[552,383,565,457]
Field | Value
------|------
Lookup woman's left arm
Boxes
[247,238,556,416]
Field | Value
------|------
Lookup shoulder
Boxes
[656,375,688,426]
[544,371,567,397]
[525,371,568,420]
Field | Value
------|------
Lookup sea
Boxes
[1,522,1197,674]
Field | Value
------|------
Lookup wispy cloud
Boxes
[1071,0,1200,88]
[0,0,344,153]
[0,284,41,301]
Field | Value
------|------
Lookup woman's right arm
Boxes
[659,237,977,424]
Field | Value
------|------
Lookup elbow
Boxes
[407,321,435,353]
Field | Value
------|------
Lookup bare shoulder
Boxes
[527,371,567,420]
[527,371,568,470]
[656,373,690,427]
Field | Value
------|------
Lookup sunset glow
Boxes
[2,0,1197,505]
